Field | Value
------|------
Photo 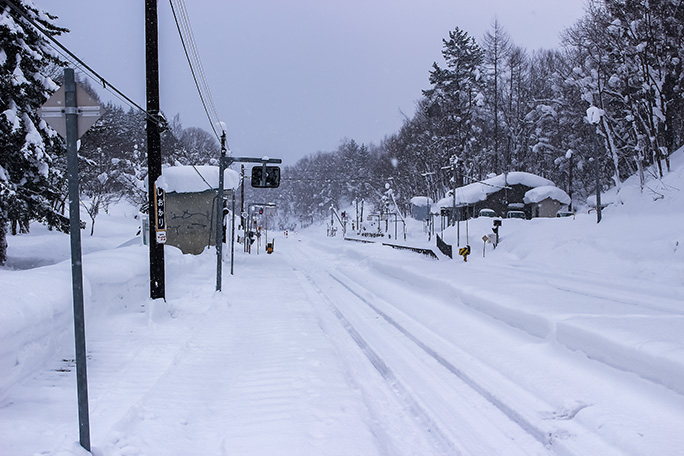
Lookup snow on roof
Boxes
[524,186,571,205]
[489,172,555,189]
[155,165,240,193]
[433,172,556,209]
[410,196,433,206]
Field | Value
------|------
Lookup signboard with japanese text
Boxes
[154,187,166,243]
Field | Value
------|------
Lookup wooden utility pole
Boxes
[146,0,165,299]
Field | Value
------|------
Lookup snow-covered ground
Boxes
[1,149,683,455]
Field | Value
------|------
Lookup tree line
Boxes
[267,0,683,228]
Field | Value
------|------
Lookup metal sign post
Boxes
[40,68,101,453]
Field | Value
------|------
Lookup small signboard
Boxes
[154,187,166,231]
[483,234,497,244]
[154,187,166,244]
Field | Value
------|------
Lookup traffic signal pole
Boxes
[215,156,281,291]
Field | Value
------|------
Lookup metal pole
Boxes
[216,132,226,291]
[240,164,245,226]
[241,165,246,251]
[594,132,602,223]
[145,0,165,300]
[64,68,91,452]
[230,191,236,275]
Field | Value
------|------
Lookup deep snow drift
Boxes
[1,149,683,455]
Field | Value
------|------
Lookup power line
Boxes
[2,0,164,128]
[169,0,224,141]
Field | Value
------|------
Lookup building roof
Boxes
[433,171,556,209]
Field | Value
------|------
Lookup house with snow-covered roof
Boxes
[524,186,571,218]
[433,172,570,221]
[154,165,240,254]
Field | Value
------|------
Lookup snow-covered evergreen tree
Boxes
[423,27,485,176]
[0,0,68,265]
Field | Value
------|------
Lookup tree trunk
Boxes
[600,116,622,194]
[0,220,7,265]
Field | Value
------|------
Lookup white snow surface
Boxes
[155,165,240,193]
[1,149,684,455]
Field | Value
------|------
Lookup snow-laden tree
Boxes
[501,45,529,171]
[174,125,220,166]
[482,19,512,173]
[423,27,486,175]
[601,0,684,181]
[0,0,68,264]
[562,0,684,193]
[77,101,149,233]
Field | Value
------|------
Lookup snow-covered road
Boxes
[2,211,684,455]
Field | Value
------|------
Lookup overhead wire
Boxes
[168,0,225,142]
[1,0,165,128]
[167,0,229,191]
[176,0,221,125]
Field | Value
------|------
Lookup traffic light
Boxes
[251,165,281,188]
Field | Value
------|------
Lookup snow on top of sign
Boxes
[155,165,240,193]
[433,172,556,208]
[523,186,571,205]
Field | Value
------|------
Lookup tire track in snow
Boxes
[327,272,551,447]
[297,269,462,456]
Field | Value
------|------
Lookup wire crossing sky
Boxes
[35,0,586,166]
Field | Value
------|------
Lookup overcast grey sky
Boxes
[35,0,587,166]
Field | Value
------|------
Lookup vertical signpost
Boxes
[40,68,101,452]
